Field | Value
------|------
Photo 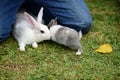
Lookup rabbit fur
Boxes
[48,18,83,55]
[13,7,50,51]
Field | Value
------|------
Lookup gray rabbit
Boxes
[48,18,82,55]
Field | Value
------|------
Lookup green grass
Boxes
[0,0,120,80]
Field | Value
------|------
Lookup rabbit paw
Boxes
[19,47,25,51]
[76,51,82,55]
[19,43,25,51]
[32,42,38,48]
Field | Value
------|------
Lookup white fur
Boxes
[16,21,36,44]
[76,50,82,55]
[13,7,50,51]
[32,42,38,48]
[50,25,63,41]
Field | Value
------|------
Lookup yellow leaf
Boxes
[96,44,112,53]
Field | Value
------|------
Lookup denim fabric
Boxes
[44,0,92,33]
[0,0,24,42]
[0,0,92,42]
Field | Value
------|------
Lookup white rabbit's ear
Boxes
[37,7,44,23]
[24,12,37,27]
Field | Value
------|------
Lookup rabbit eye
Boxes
[40,30,44,33]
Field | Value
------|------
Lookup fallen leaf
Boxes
[96,44,112,53]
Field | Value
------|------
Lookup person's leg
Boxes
[20,0,92,34]
[0,0,23,42]
[43,0,92,34]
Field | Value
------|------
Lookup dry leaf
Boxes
[96,44,112,53]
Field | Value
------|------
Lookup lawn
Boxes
[0,0,120,80]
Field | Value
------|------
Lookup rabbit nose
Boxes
[48,34,51,40]
[45,32,51,40]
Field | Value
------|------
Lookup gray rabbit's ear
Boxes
[48,18,58,28]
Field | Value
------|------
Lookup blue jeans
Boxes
[0,0,92,42]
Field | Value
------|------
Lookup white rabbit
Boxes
[12,7,51,51]
[48,18,82,55]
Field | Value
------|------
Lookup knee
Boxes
[71,18,92,34]
[81,19,92,34]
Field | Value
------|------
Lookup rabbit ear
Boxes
[37,7,44,23]
[24,12,37,27]
[48,18,58,28]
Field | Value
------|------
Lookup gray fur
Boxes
[55,26,82,52]
[55,27,68,45]
[48,18,83,55]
